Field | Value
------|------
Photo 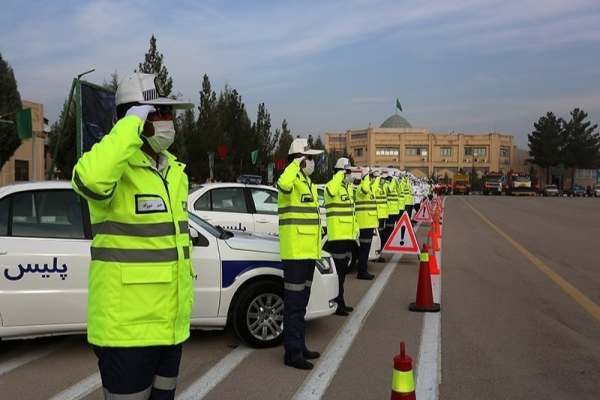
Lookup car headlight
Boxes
[316,257,334,274]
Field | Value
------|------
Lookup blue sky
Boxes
[1,0,600,147]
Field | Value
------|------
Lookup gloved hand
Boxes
[126,105,156,121]
[294,156,306,167]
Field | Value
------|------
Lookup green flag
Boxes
[396,98,403,112]
[16,108,32,139]
[251,150,258,165]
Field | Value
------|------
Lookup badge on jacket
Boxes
[135,194,167,213]
[301,194,314,203]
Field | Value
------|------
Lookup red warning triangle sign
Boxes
[414,200,433,223]
[383,211,420,254]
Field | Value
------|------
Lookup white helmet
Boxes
[288,138,324,156]
[116,72,193,109]
[334,157,351,170]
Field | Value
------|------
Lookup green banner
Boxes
[16,108,32,139]
[251,149,258,165]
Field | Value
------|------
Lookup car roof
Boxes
[0,181,72,197]
[190,182,277,193]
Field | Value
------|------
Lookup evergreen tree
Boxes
[48,98,76,178]
[193,74,219,181]
[528,112,564,184]
[562,108,600,184]
[252,102,279,178]
[274,119,293,161]
[0,52,22,170]
[138,35,173,96]
[173,108,194,165]
[216,86,253,180]
[102,71,120,92]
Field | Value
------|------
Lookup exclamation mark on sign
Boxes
[400,226,406,246]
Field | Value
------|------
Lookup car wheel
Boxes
[232,281,284,348]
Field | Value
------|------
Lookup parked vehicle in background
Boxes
[452,173,470,195]
[482,172,503,195]
[237,174,263,185]
[189,183,278,234]
[565,185,586,197]
[507,173,536,196]
[593,184,600,197]
[542,184,560,197]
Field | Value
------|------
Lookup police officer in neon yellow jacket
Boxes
[72,72,193,400]
[277,138,323,370]
[324,157,356,316]
[354,169,378,279]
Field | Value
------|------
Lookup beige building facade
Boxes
[324,113,522,179]
[0,100,47,187]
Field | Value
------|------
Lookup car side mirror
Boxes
[190,227,209,247]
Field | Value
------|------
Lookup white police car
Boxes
[0,182,338,347]
[189,183,381,261]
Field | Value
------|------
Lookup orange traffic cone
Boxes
[428,244,440,275]
[390,342,416,400]
[409,245,440,312]
[428,228,439,252]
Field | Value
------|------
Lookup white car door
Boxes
[248,188,278,235]
[0,189,90,327]
[192,187,255,233]
[188,215,222,318]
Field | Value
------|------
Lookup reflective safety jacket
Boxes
[401,177,412,206]
[71,115,193,347]
[324,171,357,241]
[394,178,406,212]
[277,160,321,260]
[384,179,400,215]
[406,178,414,205]
[372,177,389,219]
[354,175,379,229]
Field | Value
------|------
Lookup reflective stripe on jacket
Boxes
[355,175,379,229]
[324,171,357,241]
[72,115,193,347]
[384,179,400,215]
[372,177,389,219]
[277,160,321,260]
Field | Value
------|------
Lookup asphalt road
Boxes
[1,196,599,399]
[440,196,600,399]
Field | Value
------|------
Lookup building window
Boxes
[376,147,399,156]
[14,160,29,181]
[354,147,364,157]
[464,147,487,157]
[440,147,452,157]
[499,147,510,158]
[575,169,595,178]
[406,147,428,156]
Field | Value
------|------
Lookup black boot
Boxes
[284,357,314,370]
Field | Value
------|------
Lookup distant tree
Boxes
[528,112,564,184]
[102,71,119,92]
[191,74,219,182]
[254,103,279,164]
[216,86,253,180]
[274,119,293,161]
[0,52,22,170]
[138,35,173,96]
[48,99,76,178]
[561,108,600,185]
[174,108,195,165]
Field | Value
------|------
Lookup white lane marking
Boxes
[0,340,66,376]
[292,252,405,400]
[415,214,443,399]
[48,372,101,400]
[176,346,254,400]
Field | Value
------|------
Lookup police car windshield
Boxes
[188,212,221,238]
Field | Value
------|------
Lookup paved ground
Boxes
[1,196,599,399]
[440,196,600,399]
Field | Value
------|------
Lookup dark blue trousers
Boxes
[357,228,374,275]
[283,259,315,362]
